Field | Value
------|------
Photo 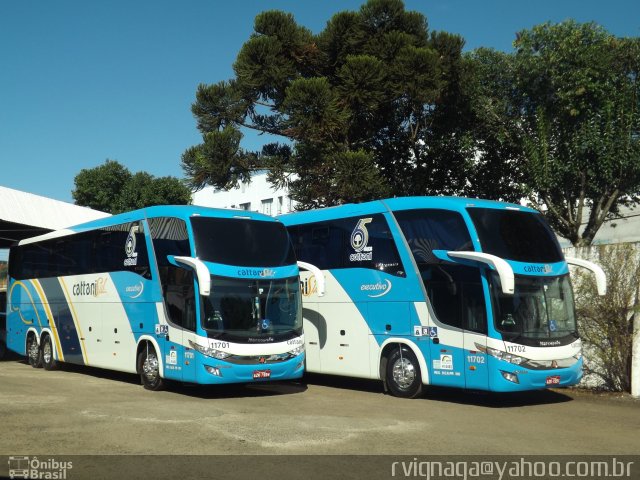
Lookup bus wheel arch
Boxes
[379,341,426,399]
[26,331,42,368]
[136,339,165,391]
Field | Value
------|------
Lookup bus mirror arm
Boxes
[167,255,211,296]
[297,261,325,297]
[565,257,607,296]
[432,250,515,295]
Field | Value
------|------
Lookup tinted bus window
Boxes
[395,209,485,332]
[191,217,295,267]
[149,217,196,332]
[288,214,405,276]
[9,221,151,280]
[467,208,563,263]
[394,209,473,264]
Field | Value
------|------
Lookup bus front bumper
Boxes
[196,354,305,385]
[488,357,583,392]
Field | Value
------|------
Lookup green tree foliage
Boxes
[73,160,191,214]
[182,0,473,209]
[469,22,640,246]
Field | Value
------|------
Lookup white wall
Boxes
[191,172,295,216]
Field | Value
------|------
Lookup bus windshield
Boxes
[191,217,296,267]
[491,273,577,341]
[467,208,563,263]
[201,276,302,343]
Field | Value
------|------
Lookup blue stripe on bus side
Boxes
[39,278,85,364]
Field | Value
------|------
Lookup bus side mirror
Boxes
[433,250,515,295]
[297,261,325,297]
[565,257,607,296]
[167,255,211,296]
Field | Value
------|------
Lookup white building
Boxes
[191,171,295,216]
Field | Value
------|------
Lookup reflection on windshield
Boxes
[491,273,577,340]
[201,276,302,343]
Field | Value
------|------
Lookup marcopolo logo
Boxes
[350,218,373,262]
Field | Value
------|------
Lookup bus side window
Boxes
[148,217,195,332]
[164,268,196,331]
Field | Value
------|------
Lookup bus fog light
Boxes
[205,365,222,377]
[500,370,519,384]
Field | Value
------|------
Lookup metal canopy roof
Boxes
[0,186,110,248]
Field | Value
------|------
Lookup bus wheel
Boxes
[26,334,42,368]
[138,345,165,391]
[41,335,59,371]
[386,346,423,399]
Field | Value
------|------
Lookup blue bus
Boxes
[6,205,320,390]
[279,197,605,398]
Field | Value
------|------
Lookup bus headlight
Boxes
[189,340,231,360]
[475,343,527,366]
[288,345,305,357]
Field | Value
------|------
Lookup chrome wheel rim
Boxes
[392,358,416,389]
[28,340,39,363]
[143,352,159,383]
[43,340,52,364]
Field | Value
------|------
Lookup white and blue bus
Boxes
[279,197,605,398]
[6,205,319,390]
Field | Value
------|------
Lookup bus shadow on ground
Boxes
[421,386,573,408]
[303,372,573,407]
[5,357,308,399]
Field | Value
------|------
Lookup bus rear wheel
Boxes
[26,334,42,368]
[42,334,59,370]
[386,346,423,399]
[138,345,165,391]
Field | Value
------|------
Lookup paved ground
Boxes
[1,355,638,459]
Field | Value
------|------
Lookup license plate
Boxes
[253,369,271,379]
[546,375,561,386]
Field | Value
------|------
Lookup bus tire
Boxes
[41,334,59,371]
[26,334,42,368]
[138,345,165,391]
[385,346,423,399]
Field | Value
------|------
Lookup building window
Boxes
[262,199,273,216]
[277,196,284,215]
[239,202,251,211]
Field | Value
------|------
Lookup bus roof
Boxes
[279,196,538,225]
[18,205,280,246]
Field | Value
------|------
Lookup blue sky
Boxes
[1,0,639,204]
